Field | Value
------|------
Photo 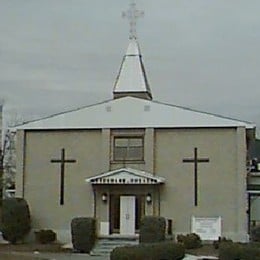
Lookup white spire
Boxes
[113,2,152,100]
[113,38,152,100]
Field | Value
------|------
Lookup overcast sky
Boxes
[0,0,259,135]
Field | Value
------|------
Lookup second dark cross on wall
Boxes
[182,147,210,206]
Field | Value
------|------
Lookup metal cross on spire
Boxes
[122,1,144,39]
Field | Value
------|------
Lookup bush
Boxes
[219,242,260,260]
[1,197,31,244]
[71,217,96,253]
[176,233,202,249]
[139,216,166,243]
[110,242,185,260]
[213,237,233,249]
[251,225,260,242]
[111,245,151,260]
[35,229,56,244]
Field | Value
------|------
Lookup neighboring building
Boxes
[248,139,260,228]
[251,139,260,159]
[15,3,256,243]
[0,105,3,198]
[0,105,2,153]
[0,105,2,150]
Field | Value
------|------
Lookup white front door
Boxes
[120,196,136,235]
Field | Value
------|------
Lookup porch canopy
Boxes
[86,167,165,185]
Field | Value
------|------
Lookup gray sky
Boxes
[0,0,259,135]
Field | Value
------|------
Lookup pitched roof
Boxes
[113,39,152,100]
[16,96,255,130]
[86,167,165,185]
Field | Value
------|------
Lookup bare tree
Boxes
[0,108,23,200]
[2,129,16,198]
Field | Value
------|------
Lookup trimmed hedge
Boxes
[1,198,31,244]
[177,233,202,249]
[219,242,260,260]
[110,242,185,260]
[71,217,96,253]
[35,229,56,244]
[139,216,166,243]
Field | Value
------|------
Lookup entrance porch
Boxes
[86,168,165,236]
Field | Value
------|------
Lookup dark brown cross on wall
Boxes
[182,147,210,206]
[50,148,76,205]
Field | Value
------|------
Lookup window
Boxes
[113,137,144,161]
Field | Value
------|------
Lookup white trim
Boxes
[249,172,260,177]
[248,191,260,194]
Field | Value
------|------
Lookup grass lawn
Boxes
[186,244,219,257]
[0,242,67,252]
[0,254,42,260]
[0,241,220,259]
[0,242,69,260]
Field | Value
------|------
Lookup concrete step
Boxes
[91,238,138,256]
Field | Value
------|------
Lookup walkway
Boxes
[7,251,218,260]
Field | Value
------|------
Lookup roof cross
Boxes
[122,1,144,39]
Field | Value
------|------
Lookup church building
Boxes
[15,3,255,243]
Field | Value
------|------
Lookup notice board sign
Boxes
[191,216,221,240]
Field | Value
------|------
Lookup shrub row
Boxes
[139,216,166,243]
[212,236,233,249]
[251,225,260,242]
[219,242,260,260]
[71,217,96,253]
[110,242,185,260]
[35,229,56,244]
[177,233,202,249]
[1,198,97,249]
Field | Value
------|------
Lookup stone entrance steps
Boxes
[90,236,139,256]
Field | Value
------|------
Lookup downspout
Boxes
[22,131,27,197]
[158,185,161,216]
[247,193,251,235]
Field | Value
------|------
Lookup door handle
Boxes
[125,213,130,220]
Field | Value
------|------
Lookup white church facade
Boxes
[15,3,256,243]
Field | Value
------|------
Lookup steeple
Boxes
[113,1,152,100]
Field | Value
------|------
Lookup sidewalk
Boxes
[184,255,218,260]
[3,251,110,260]
[8,251,218,260]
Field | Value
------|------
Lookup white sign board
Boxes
[192,216,221,240]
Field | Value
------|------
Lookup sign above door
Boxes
[86,167,165,185]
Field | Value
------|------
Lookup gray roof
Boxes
[16,96,255,130]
